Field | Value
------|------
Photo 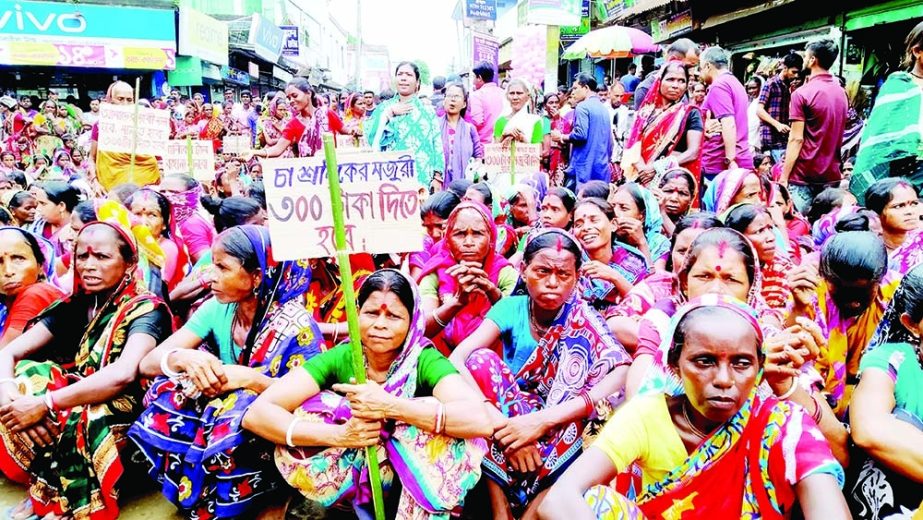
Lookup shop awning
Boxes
[845,0,923,32]
[725,25,840,54]
[702,0,798,30]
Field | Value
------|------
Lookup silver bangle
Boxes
[160,348,183,379]
[286,417,305,448]
[776,378,798,400]
[433,309,448,328]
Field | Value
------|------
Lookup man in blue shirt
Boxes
[620,64,640,93]
[552,73,613,190]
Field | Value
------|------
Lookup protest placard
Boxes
[222,134,250,155]
[482,143,541,185]
[162,139,216,181]
[97,103,171,156]
[262,151,424,261]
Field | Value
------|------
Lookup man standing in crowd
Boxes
[609,82,632,166]
[552,73,613,189]
[468,61,505,145]
[223,88,236,105]
[634,38,701,110]
[757,52,804,162]
[780,39,849,213]
[699,46,754,184]
[621,64,640,94]
[363,90,377,112]
[82,98,101,126]
[234,91,258,144]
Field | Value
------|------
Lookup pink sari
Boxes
[418,201,509,354]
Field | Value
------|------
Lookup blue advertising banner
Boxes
[0,0,176,69]
[465,0,497,20]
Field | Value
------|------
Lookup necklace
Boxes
[682,399,709,439]
[528,300,566,336]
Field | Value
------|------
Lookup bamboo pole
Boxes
[321,133,386,520]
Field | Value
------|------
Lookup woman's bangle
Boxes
[286,417,305,447]
[160,349,183,379]
[43,391,57,412]
[434,403,445,434]
[433,309,448,328]
[810,393,824,424]
[580,391,595,418]
[776,378,798,400]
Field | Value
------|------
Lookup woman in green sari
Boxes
[0,219,172,520]
[366,61,446,191]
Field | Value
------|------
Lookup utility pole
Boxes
[355,0,362,90]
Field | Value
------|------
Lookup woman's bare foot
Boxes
[10,497,33,520]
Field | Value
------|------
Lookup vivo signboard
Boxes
[0,0,176,69]
[248,14,284,63]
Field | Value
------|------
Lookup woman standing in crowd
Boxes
[257,95,293,158]
[31,181,80,254]
[245,269,492,518]
[420,201,518,354]
[541,297,849,519]
[247,78,328,160]
[494,78,545,147]
[450,230,630,519]
[622,61,703,184]
[366,62,445,190]
[0,219,171,520]
[542,92,573,181]
[340,92,367,147]
[129,226,323,519]
[440,82,483,186]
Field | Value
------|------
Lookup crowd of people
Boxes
[0,18,921,520]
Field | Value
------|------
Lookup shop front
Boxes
[0,0,176,109]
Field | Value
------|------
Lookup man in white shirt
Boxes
[609,82,632,163]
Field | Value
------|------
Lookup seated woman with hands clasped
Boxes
[540,296,850,520]
[244,269,492,518]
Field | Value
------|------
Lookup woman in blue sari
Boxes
[128,225,323,519]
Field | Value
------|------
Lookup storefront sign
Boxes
[272,66,293,83]
[605,0,634,20]
[169,56,204,86]
[221,66,250,86]
[0,0,175,69]
[249,14,284,62]
[526,0,582,26]
[97,103,171,156]
[561,0,592,43]
[262,152,423,260]
[651,9,693,42]
[465,0,497,20]
[248,61,260,78]
[202,63,222,81]
[178,7,228,66]
[472,32,499,78]
[280,25,299,57]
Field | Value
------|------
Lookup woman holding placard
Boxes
[246,78,329,160]
[366,62,446,191]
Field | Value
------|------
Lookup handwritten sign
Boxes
[222,134,250,155]
[162,140,216,181]
[262,151,424,260]
[97,103,170,156]
[483,143,541,185]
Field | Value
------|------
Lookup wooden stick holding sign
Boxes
[129,77,140,177]
[322,133,387,520]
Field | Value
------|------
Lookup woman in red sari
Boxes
[541,296,849,520]
[199,103,224,153]
[621,61,702,187]
[542,92,573,184]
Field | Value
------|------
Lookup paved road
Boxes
[0,476,183,519]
